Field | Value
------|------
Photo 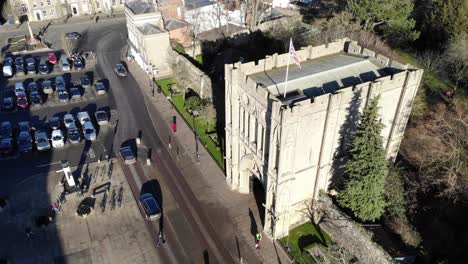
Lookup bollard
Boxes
[146,157,151,166]
[136,137,141,145]
[97,159,101,164]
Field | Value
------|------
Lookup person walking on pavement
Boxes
[255,232,262,249]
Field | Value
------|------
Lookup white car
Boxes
[51,129,65,148]
[77,111,91,125]
[83,121,96,141]
[63,114,76,128]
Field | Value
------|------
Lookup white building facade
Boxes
[125,0,171,76]
[224,38,423,239]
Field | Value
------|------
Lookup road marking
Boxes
[36,161,61,168]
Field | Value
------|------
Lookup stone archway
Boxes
[238,154,261,194]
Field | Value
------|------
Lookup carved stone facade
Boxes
[224,38,423,239]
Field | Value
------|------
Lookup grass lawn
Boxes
[280,222,332,264]
[155,79,224,168]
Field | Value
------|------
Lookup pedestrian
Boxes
[256,240,262,250]
[95,16,99,23]
[256,232,262,243]
[52,203,59,213]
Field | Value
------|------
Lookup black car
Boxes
[18,121,30,133]
[18,131,32,153]
[0,122,12,140]
[30,91,43,105]
[57,86,69,102]
[48,117,61,130]
[80,75,91,88]
[67,127,81,144]
[70,87,81,100]
[15,65,25,76]
[2,97,14,111]
[65,32,81,39]
[139,193,162,220]
[0,138,13,155]
[39,61,48,74]
[14,56,24,68]
[73,58,83,71]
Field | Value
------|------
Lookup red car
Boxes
[48,53,57,64]
[16,92,28,109]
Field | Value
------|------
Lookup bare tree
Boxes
[61,33,75,55]
[401,100,468,202]
[317,11,361,44]
[416,49,443,73]
[2,0,20,22]
[315,244,355,264]
[443,33,468,92]
[243,0,270,30]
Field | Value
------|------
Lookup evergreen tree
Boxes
[347,0,419,45]
[337,96,388,222]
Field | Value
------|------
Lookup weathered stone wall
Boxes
[318,194,394,264]
[169,49,213,100]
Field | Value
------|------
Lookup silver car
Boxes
[83,121,96,141]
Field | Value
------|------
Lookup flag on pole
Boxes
[289,38,301,69]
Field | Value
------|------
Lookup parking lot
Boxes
[0,159,160,264]
[0,51,117,194]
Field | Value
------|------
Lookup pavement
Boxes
[125,53,292,264]
[0,159,160,264]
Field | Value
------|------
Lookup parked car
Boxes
[48,117,61,130]
[15,65,25,76]
[0,121,12,140]
[57,86,69,102]
[139,193,162,220]
[42,80,54,94]
[67,126,81,144]
[15,82,25,95]
[14,56,25,76]
[70,87,81,100]
[94,111,109,126]
[18,130,32,153]
[35,130,50,151]
[77,111,91,125]
[82,121,96,141]
[114,63,127,77]
[39,57,49,74]
[65,32,81,39]
[27,81,38,92]
[29,90,42,105]
[3,57,13,77]
[80,75,91,88]
[60,55,70,71]
[25,57,36,74]
[0,138,13,155]
[63,114,76,128]
[94,82,106,95]
[73,57,83,71]
[48,53,57,64]
[2,97,14,111]
[16,92,28,109]
[120,146,136,165]
[18,121,30,133]
[51,129,65,148]
[55,76,65,87]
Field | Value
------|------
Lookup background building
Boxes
[224,38,423,239]
[125,0,171,76]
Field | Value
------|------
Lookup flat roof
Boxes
[249,53,395,99]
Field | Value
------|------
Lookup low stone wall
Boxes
[169,49,213,100]
[318,194,394,264]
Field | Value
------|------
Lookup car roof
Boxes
[83,121,93,128]
[64,113,74,118]
[49,116,60,121]
[51,129,62,136]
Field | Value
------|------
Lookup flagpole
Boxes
[283,39,292,98]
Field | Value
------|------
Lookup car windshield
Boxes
[53,135,62,140]
[96,113,106,119]
[37,137,47,143]
[144,198,159,214]
[85,128,94,134]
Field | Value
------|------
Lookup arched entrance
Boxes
[240,154,266,226]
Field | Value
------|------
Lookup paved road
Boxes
[91,22,236,263]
